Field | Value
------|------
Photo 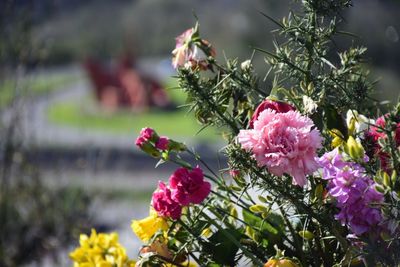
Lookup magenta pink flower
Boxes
[169,167,211,206]
[151,182,182,220]
[238,109,322,187]
[135,136,146,147]
[140,127,155,140]
[135,127,155,147]
[155,136,169,151]
[249,99,295,128]
[365,115,400,173]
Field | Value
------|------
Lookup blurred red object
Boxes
[83,55,170,111]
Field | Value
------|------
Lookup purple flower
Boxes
[318,149,384,236]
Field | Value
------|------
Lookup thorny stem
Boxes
[200,212,265,266]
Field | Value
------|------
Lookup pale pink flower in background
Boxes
[172,28,215,70]
[172,46,188,69]
[238,109,322,187]
[172,29,193,69]
[175,29,193,48]
[185,45,208,70]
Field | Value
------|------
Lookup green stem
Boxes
[279,205,306,264]
[200,212,265,266]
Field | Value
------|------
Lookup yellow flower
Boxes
[131,210,169,242]
[264,258,299,267]
[69,229,135,267]
[329,129,345,148]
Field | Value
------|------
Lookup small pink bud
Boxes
[140,127,155,140]
[155,136,169,150]
[135,136,147,147]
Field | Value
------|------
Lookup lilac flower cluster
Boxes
[318,149,384,236]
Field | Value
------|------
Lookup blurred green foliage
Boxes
[0,180,91,266]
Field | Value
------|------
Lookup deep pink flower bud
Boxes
[151,182,182,220]
[169,166,211,206]
[155,136,169,151]
[249,99,295,128]
[140,127,155,140]
[135,127,156,148]
[135,136,147,147]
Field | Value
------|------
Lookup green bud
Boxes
[374,174,382,185]
[258,195,272,203]
[383,172,391,188]
[346,136,365,160]
[375,185,385,194]
[249,204,269,214]
[348,118,356,136]
[140,143,161,158]
[168,140,186,152]
[314,184,324,202]
[380,232,392,241]
[245,226,258,241]
[391,170,397,185]
[230,186,242,191]
[161,151,169,161]
[261,211,269,219]
[299,230,314,240]
[307,82,314,93]
[230,206,238,218]
[300,81,307,91]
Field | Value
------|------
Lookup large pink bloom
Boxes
[169,167,211,206]
[238,109,322,187]
[152,182,182,220]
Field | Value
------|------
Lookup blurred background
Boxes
[0,0,399,266]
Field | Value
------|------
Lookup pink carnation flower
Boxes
[172,28,215,70]
[155,136,169,151]
[135,127,155,147]
[152,182,182,220]
[238,109,322,187]
[169,167,211,206]
[135,136,147,147]
[172,29,193,69]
